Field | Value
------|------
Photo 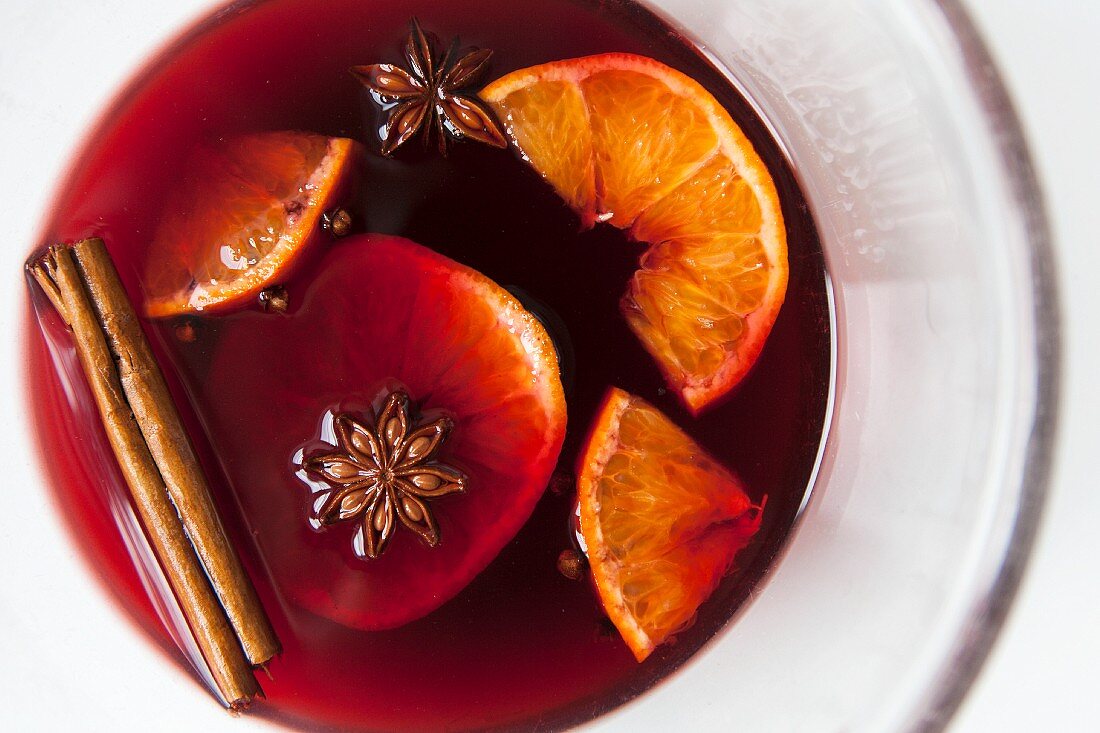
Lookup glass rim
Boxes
[907,1,1061,729]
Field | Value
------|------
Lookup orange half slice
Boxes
[576,387,763,661]
[483,55,788,413]
[144,131,358,317]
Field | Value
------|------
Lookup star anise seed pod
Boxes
[350,18,508,156]
[302,391,467,559]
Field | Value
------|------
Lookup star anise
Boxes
[350,18,508,156]
[302,391,467,559]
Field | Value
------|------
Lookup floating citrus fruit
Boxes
[143,131,358,317]
[202,235,567,630]
[482,54,788,413]
[576,387,763,661]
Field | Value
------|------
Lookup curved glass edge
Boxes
[14,0,1061,730]
[908,1,1062,730]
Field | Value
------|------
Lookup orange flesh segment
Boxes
[576,388,762,661]
[581,69,719,226]
[143,131,356,317]
[491,78,597,223]
[482,54,788,413]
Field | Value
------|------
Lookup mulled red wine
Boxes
[24,0,832,730]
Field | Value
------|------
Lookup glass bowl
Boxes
[8,0,1058,730]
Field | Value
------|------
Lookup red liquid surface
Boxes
[24,0,833,730]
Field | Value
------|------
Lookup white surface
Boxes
[0,1,1094,731]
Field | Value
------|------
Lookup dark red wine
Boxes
[23,0,832,730]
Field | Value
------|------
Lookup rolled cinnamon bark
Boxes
[71,238,280,667]
[31,244,260,707]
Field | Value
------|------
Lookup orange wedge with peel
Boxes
[482,54,787,413]
[576,387,763,661]
[143,131,358,317]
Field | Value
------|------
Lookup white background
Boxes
[0,1,1095,730]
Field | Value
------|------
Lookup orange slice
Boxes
[482,54,788,413]
[143,131,358,317]
[204,234,568,630]
[576,387,763,661]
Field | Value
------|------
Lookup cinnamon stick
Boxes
[71,239,280,666]
[31,244,260,707]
